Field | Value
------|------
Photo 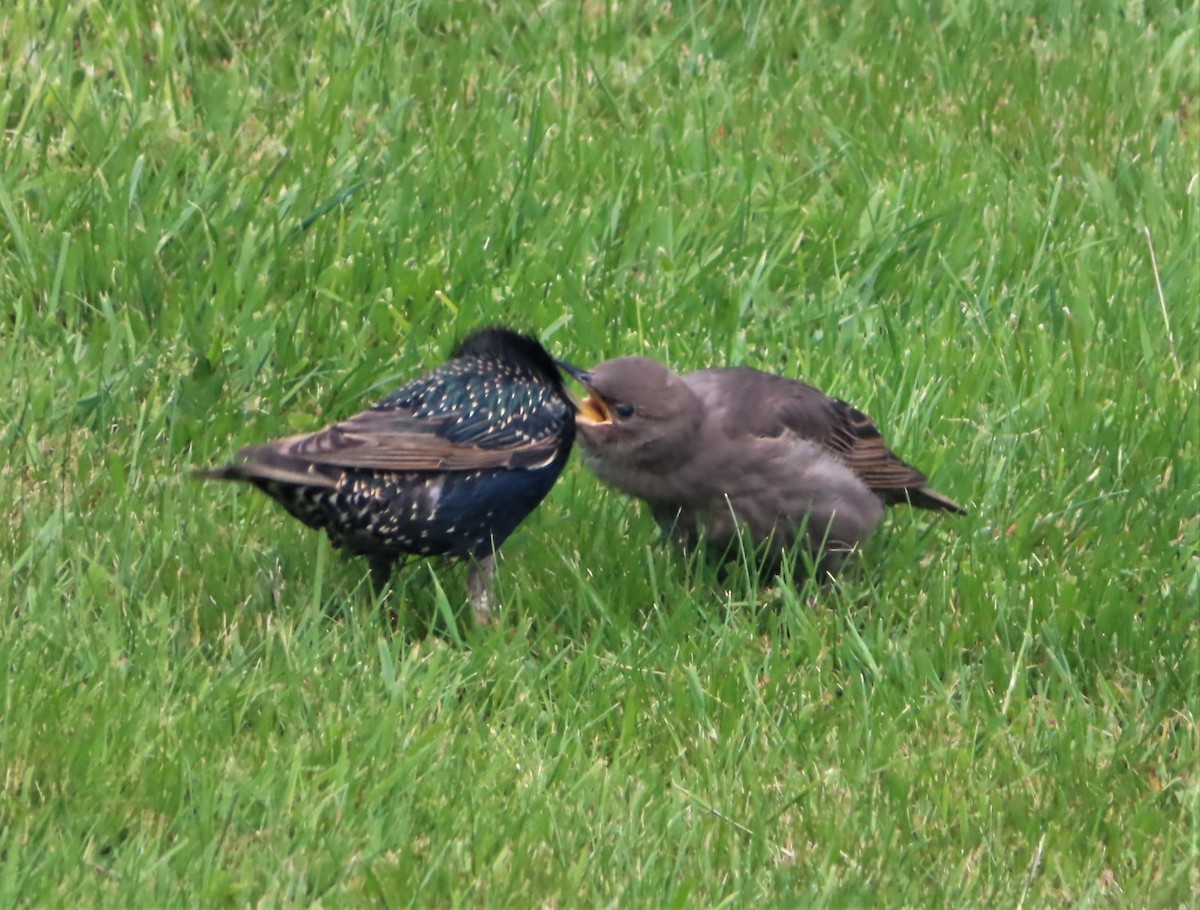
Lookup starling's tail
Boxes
[193,455,336,488]
[192,464,245,482]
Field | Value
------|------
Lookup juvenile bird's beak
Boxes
[556,360,614,426]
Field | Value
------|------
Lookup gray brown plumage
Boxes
[560,356,963,574]
[199,327,577,624]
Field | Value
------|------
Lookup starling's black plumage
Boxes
[200,327,576,622]
[562,356,963,575]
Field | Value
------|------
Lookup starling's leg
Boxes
[369,555,403,631]
[466,553,497,627]
[368,555,394,596]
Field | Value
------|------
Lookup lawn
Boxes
[2,0,1197,906]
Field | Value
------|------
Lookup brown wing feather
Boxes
[286,408,560,471]
[202,407,560,487]
[687,367,965,513]
[815,399,929,488]
[774,392,965,513]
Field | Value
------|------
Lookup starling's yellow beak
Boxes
[557,360,615,426]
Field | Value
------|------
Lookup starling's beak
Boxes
[555,360,590,384]
[556,360,614,426]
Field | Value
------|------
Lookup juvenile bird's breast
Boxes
[577,442,667,502]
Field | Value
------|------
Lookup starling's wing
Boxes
[204,359,572,487]
[686,368,964,513]
[241,361,572,477]
[277,406,564,473]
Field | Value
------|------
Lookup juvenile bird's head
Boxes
[558,356,703,473]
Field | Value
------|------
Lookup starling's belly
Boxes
[259,466,559,561]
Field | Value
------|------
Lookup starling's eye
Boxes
[613,403,635,419]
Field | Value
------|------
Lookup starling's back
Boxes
[201,327,576,573]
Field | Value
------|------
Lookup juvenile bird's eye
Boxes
[614,403,635,419]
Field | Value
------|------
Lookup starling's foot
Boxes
[466,553,497,627]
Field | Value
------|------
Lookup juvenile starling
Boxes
[561,356,964,574]
[200,327,576,624]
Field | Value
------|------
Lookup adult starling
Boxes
[199,327,576,624]
[561,356,964,574]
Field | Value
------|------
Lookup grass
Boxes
[2,0,1197,905]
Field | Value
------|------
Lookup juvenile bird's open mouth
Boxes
[576,394,613,426]
[556,359,613,426]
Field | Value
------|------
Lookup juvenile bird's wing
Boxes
[685,367,964,513]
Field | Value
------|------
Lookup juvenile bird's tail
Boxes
[889,485,966,515]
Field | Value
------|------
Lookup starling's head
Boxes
[559,356,703,470]
[453,326,573,401]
